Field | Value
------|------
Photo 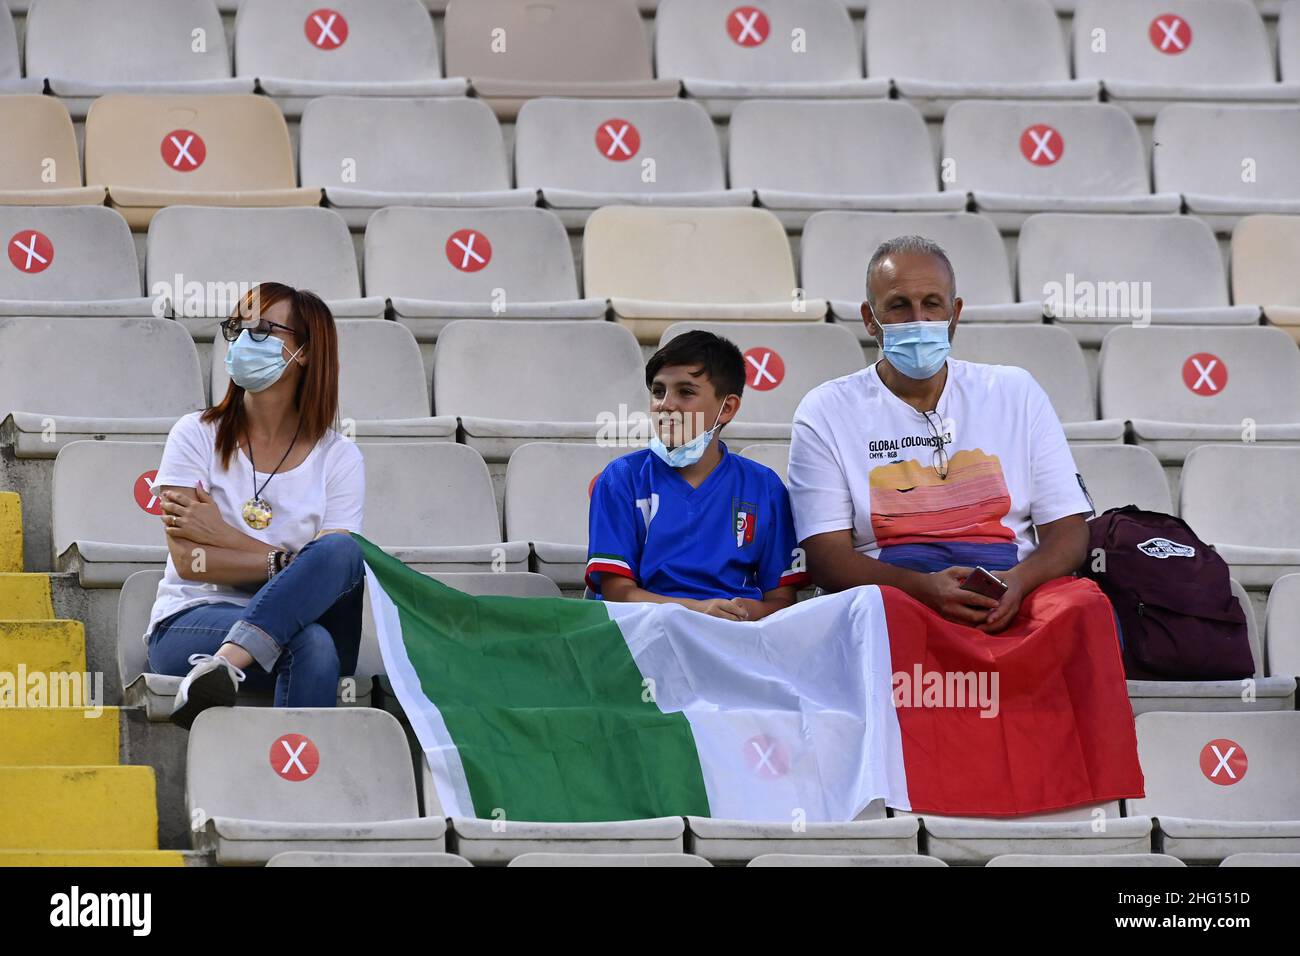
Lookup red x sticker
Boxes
[1149,14,1191,55]
[744,347,785,391]
[1199,738,1246,786]
[1182,352,1226,395]
[270,733,320,782]
[595,119,640,161]
[445,229,492,272]
[305,8,348,49]
[7,230,53,274]
[134,471,162,515]
[743,735,788,778]
[727,6,770,47]
[1019,124,1063,166]
[160,129,206,171]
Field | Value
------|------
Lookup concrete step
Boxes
[0,707,119,766]
[0,765,160,851]
[0,573,53,619]
[0,492,20,573]
[0,619,86,676]
[0,850,187,867]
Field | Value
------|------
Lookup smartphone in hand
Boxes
[959,566,1009,600]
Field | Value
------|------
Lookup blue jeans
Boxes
[147,533,365,707]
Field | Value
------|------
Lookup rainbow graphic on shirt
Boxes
[868,448,1014,547]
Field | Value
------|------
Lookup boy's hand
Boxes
[692,598,749,621]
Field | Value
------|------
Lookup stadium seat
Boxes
[25,0,251,119]
[508,853,712,867]
[514,98,750,229]
[83,94,319,229]
[0,317,204,459]
[365,206,606,344]
[442,0,677,121]
[1068,445,1172,514]
[986,853,1184,866]
[187,707,446,865]
[1128,711,1300,862]
[211,320,456,442]
[685,811,921,865]
[234,0,465,118]
[1266,573,1300,680]
[866,0,1098,118]
[358,442,528,573]
[1152,105,1300,234]
[1072,0,1294,121]
[1219,852,1300,866]
[503,442,632,588]
[1282,1,1300,82]
[1180,445,1300,588]
[747,854,947,867]
[0,96,105,205]
[728,101,967,230]
[1231,215,1300,340]
[445,815,687,866]
[800,211,1040,331]
[297,96,532,230]
[1097,326,1300,465]
[943,101,1180,231]
[147,206,384,341]
[0,5,41,93]
[654,0,887,119]
[658,321,864,441]
[1018,214,1261,346]
[738,443,790,485]
[432,320,646,462]
[268,851,472,866]
[949,324,1125,443]
[0,206,153,317]
[583,206,826,344]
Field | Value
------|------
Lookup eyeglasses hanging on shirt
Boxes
[922,409,949,481]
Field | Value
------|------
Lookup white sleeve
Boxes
[787,400,855,543]
[321,438,366,533]
[152,413,210,491]
[1025,374,1093,525]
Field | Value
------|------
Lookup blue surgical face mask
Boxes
[877,319,952,380]
[225,331,304,393]
[649,401,728,469]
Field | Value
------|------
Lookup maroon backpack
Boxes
[1080,506,1254,681]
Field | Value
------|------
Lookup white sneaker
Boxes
[171,653,245,730]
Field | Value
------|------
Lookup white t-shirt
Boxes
[143,411,366,641]
[788,360,1091,564]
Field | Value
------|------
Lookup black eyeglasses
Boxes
[922,410,949,481]
[221,318,302,343]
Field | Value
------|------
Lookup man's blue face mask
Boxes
[875,318,954,380]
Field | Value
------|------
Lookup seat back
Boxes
[0,96,85,191]
[1231,215,1300,310]
[117,569,165,686]
[1068,444,1172,514]
[1153,105,1300,202]
[1180,445,1300,550]
[359,443,503,547]
[504,442,632,546]
[52,440,166,561]
[0,206,142,301]
[950,324,1096,423]
[738,442,791,484]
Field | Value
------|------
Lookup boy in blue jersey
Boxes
[586,330,809,621]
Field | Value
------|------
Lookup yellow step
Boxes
[0,573,54,620]
[0,493,20,573]
[0,620,86,677]
[0,766,159,851]
[0,708,119,766]
[0,850,185,867]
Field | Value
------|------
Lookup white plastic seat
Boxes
[949,324,1124,443]
[685,813,921,865]
[1069,445,1172,514]
[986,853,1184,866]
[432,320,646,462]
[268,851,471,867]
[867,0,1098,118]
[1018,214,1261,346]
[514,98,750,229]
[187,707,446,865]
[234,0,465,118]
[298,96,533,229]
[0,5,41,93]
[1153,105,1300,234]
[747,853,946,867]
[1073,0,1295,121]
[943,101,1180,232]
[728,101,967,231]
[654,0,888,119]
[1097,326,1300,465]
[739,443,791,485]
[446,815,687,866]
[507,852,712,867]
[365,206,606,344]
[0,317,204,459]
[1219,852,1300,866]
[658,321,865,441]
[1265,573,1300,680]
[0,96,105,205]
[0,206,153,317]
[1180,445,1300,588]
[1231,215,1300,337]
[211,320,456,443]
[25,0,252,119]
[1128,711,1300,862]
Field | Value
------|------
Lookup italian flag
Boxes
[355,535,1143,822]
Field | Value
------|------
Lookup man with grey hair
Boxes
[787,236,1094,633]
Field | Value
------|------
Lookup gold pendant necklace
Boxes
[243,417,303,530]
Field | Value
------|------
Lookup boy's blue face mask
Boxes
[649,401,729,469]
[876,318,953,380]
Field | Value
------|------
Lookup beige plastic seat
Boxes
[943,101,1180,232]
[365,206,606,344]
[0,317,204,459]
[1128,711,1300,862]
[583,206,827,344]
[800,211,1039,331]
[432,320,646,462]
[949,324,1125,443]
[1097,326,1300,464]
[867,0,1098,118]
[658,322,865,441]
[503,442,635,588]
[147,206,384,340]
[1180,445,1300,588]
[986,853,1185,867]
[515,98,750,230]
[268,851,472,867]
[1073,0,1295,121]
[739,443,791,485]
[25,0,252,119]
[1232,215,1300,339]
[747,853,946,867]
[0,5,41,93]
[655,0,887,119]
[211,320,456,442]
[728,101,967,231]
[234,0,465,118]
[1068,444,1171,514]
[686,809,921,865]
[297,96,532,230]
[84,94,319,229]
[1266,573,1300,680]
[188,707,446,865]
[1153,105,1300,234]
[443,0,677,121]
[1019,214,1261,346]
[0,206,153,317]
[0,96,105,205]
[508,853,712,867]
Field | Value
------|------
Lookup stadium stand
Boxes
[1231,214,1300,340]
[684,813,922,865]
[268,851,472,866]
[508,852,713,867]
[738,442,791,485]
[986,854,1185,867]
[0,5,42,94]
[1266,573,1300,680]
[747,854,947,867]
[0,95,105,204]
[1068,445,1172,514]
